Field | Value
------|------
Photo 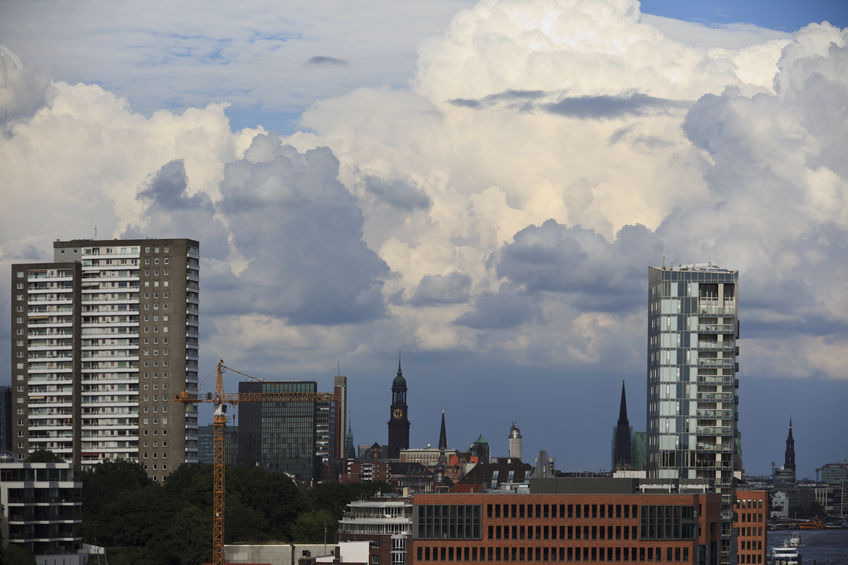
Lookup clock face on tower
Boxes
[392,408,404,420]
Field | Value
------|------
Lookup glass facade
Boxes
[238,381,318,481]
[647,264,739,563]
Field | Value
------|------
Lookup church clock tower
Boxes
[387,353,410,459]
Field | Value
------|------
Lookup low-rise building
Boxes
[410,488,722,565]
[0,460,82,557]
[338,497,412,565]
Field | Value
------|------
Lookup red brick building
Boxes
[734,489,768,564]
[409,491,722,565]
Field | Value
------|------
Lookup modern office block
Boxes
[647,264,739,563]
[10,238,199,480]
[237,380,319,481]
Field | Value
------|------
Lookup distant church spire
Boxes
[397,349,402,377]
[618,379,629,426]
[612,380,632,470]
[784,417,795,471]
[438,410,448,450]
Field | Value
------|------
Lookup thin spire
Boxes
[617,379,629,426]
[397,349,403,377]
[438,409,447,450]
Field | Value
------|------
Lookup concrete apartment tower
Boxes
[10,238,199,481]
[647,264,739,563]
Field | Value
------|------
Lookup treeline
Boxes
[78,461,390,565]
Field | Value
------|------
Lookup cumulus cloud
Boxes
[0,45,51,127]
[455,284,541,329]
[409,272,472,306]
[219,134,391,325]
[495,220,662,311]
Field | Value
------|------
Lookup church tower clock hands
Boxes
[387,351,410,459]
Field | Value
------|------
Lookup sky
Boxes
[1,0,847,480]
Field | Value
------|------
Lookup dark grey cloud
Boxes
[305,56,348,67]
[494,219,662,312]
[449,89,686,119]
[455,284,541,329]
[408,272,471,307]
[125,159,231,260]
[219,133,389,325]
[364,175,430,212]
[543,93,686,119]
[450,89,547,109]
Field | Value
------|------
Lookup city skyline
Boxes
[1,0,847,480]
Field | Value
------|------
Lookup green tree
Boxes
[291,509,336,543]
[148,505,211,565]
[0,544,36,565]
[25,449,64,463]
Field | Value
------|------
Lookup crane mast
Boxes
[173,360,334,565]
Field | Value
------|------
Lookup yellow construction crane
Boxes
[173,360,335,565]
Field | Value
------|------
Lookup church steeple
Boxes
[438,410,448,450]
[617,379,629,427]
[387,351,410,459]
[612,379,632,470]
[784,417,795,471]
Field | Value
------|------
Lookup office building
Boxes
[647,264,740,563]
[410,485,722,565]
[388,356,410,460]
[0,460,82,556]
[508,422,522,460]
[334,375,348,459]
[612,380,632,470]
[236,379,340,482]
[10,239,199,480]
[733,489,767,565]
[197,424,238,466]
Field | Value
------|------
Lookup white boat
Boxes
[785,534,802,547]
[768,539,802,565]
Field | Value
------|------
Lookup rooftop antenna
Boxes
[337,361,341,377]
[94,226,98,239]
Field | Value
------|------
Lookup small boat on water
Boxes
[768,538,802,565]
[784,534,801,547]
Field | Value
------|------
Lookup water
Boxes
[768,529,848,565]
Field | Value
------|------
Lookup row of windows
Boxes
[739,553,762,563]
[416,544,691,563]
[488,523,638,541]
[487,503,638,520]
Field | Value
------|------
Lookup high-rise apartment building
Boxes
[647,264,739,563]
[10,238,199,480]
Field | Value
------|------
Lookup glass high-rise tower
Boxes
[647,264,739,563]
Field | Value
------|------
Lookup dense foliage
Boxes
[77,461,390,564]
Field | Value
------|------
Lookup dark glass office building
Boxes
[237,381,319,481]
